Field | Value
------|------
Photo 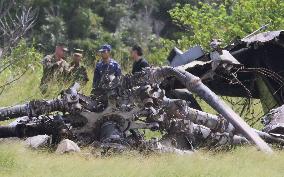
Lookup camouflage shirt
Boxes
[42,54,69,72]
[40,54,69,93]
[68,62,89,85]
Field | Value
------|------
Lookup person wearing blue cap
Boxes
[92,44,121,89]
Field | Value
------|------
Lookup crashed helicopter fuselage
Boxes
[0,31,284,154]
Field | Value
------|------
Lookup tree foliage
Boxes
[170,0,284,50]
[0,0,283,97]
[0,40,42,94]
[2,0,284,69]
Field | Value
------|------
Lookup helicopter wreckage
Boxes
[0,30,284,155]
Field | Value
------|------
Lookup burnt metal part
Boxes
[135,67,272,152]
[165,89,202,111]
[262,104,284,135]
[0,115,69,143]
[0,83,82,121]
[166,31,284,106]
[0,99,66,121]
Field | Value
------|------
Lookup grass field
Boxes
[0,140,284,177]
[0,66,281,177]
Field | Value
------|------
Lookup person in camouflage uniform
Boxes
[40,43,69,94]
[68,49,89,85]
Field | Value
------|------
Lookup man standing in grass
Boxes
[91,44,121,110]
[131,45,149,74]
[68,48,89,86]
[92,44,121,89]
[40,43,69,94]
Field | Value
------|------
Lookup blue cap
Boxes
[99,44,112,52]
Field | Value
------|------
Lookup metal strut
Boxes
[145,67,273,153]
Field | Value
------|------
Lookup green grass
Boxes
[0,140,283,177]
[0,67,93,106]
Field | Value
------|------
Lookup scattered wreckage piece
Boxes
[168,46,205,67]
[25,135,51,149]
[141,67,272,152]
[0,67,276,154]
[262,104,284,136]
[25,135,81,154]
[56,139,81,154]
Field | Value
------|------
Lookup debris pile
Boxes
[1,31,284,155]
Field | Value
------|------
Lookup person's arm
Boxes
[42,55,60,70]
[42,56,53,70]
[92,64,100,88]
[115,63,122,77]
[141,59,150,68]
[82,68,89,83]
[62,61,70,72]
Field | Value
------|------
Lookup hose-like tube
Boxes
[0,99,65,121]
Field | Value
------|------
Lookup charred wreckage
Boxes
[0,30,284,154]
